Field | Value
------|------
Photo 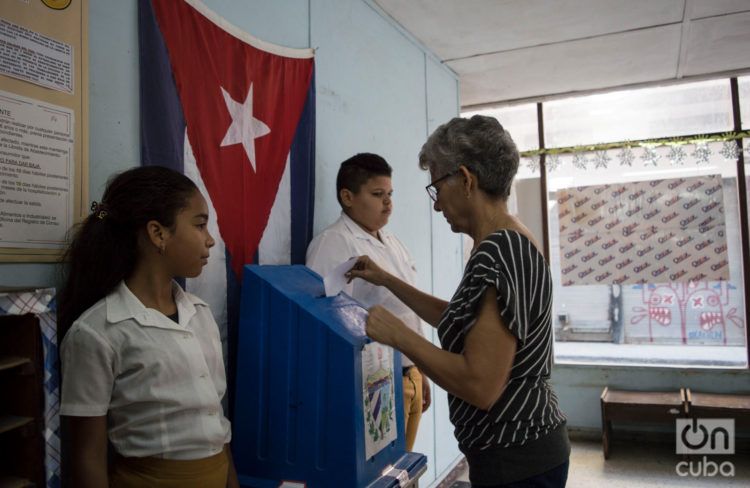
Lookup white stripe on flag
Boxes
[183,134,229,351]
[258,154,291,264]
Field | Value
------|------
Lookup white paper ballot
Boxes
[323,257,358,297]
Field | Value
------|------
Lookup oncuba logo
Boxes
[675,418,735,477]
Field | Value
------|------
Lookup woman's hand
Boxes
[346,255,390,286]
[366,305,405,347]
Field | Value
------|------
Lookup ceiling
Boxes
[373,0,750,108]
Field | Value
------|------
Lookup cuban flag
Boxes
[138,0,315,399]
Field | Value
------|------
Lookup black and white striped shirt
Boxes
[438,230,566,449]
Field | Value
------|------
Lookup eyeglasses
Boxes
[425,170,458,202]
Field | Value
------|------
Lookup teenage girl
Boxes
[58,166,239,487]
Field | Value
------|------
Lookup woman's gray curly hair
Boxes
[419,115,519,200]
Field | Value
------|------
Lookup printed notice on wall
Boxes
[0,89,74,249]
[362,342,397,460]
[0,17,74,94]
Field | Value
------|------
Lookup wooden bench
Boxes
[685,390,750,430]
[600,387,687,459]
[600,387,750,458]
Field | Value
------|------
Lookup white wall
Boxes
[310,1,463,482]
[0,0,462,485]
[423,51,465,482]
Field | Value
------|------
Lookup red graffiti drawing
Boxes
[630,282,744,344]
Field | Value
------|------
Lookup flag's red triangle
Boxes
[151,0,314,278]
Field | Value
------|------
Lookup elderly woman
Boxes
[347,115,569,487]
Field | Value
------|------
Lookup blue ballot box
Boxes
[233,264,427,488]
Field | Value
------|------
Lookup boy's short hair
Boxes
[336,153,392,206]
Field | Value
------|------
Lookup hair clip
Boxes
[90,201,108,220]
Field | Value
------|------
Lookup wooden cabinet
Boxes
[0,313,45,487]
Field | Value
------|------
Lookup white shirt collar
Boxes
[106,280,206,329]
[339,211,390,248]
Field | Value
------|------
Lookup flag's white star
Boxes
[220,84,270,171]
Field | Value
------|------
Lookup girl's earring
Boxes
[158,243,165,255]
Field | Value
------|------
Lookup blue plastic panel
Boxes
[233,265,425,487]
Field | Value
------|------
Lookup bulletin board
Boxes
[0,0,88,262]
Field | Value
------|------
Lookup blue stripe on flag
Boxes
[138,0,185,173]
[290,72,316,265]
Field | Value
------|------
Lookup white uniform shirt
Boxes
[306,212,424,366]
[60,281,231,460]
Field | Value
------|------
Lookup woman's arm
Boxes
[347,255,448,327]
[367,287,516,410]
[62,415,108,488]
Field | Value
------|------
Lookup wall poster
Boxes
[0,0,87,262]
[0,89,74,249]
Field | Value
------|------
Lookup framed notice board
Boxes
[0,0,88,262]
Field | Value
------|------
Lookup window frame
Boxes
[467,77,750,369]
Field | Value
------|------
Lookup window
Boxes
[543,79,733,148]
[464,78,749,368]
[739,77,750,129]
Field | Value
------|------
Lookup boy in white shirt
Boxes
[306,153,430,451]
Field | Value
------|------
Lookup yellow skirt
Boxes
[111,447,228,488]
